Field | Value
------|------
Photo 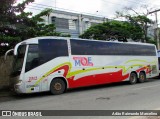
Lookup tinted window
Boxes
[70,39,156,56]
[158,51,160,57]
[158,57,160,70]
[25,45,39,72]
[39,39,68,64]
[12,45,26,76]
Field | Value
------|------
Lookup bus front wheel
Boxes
[50,78,66,95]
[129,72,137,84]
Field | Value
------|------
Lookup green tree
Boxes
[0,0,36,56]
[17,8,61,39]
[0,0,61,56]
[115,6,153,42]
[80,20,143,42]
[0,0,35,45]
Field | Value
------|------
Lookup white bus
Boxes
[6,36,159,95]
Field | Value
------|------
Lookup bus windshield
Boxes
[25,45,39,72]
[11,45,26,76]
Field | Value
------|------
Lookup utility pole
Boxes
[78,14,83,35]
[148,9,160,49]
[155,12,159,49]
[55,0,56,10]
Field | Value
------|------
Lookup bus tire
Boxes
[50,78,66,95]
[129,72,137,84]
[138,72,146,83]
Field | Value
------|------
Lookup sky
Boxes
[18,0,160,23]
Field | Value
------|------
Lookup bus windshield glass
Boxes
[25,45,39,72]
[11,45,26,76]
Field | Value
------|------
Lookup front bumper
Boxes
[10,76,24,94]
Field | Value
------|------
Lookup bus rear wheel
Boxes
[129,72,137,84]
[50,78,66,95]
[138,72,146,83]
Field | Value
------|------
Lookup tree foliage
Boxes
[0,0,62,56]
[80,20,143,42]
[115,7,153,42]
[80,6,153,42]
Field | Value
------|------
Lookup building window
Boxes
[84,21,91,30]
[51,17,69,29]
[69,19,77,30]
[51,16,56,24]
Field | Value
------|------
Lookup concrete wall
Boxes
[0,56,13,90]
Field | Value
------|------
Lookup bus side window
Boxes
[39,39,68,64]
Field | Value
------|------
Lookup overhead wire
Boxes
[27,3,110,18]
[25,0,154,20]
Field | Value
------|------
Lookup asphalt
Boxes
[0,78,160,119]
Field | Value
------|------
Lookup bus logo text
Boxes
[73,57,93,66]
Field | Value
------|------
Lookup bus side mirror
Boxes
[4,49,14,61]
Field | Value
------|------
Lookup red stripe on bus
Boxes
[68,70,129,88]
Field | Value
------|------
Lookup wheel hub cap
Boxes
[54,83,62,91]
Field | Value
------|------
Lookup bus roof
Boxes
[14,36,156,55]
[18,36,156,46]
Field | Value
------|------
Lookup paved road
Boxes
[0,78,160,119]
